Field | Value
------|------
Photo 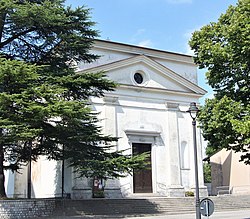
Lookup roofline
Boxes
[94,39,194,59]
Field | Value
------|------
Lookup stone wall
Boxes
[0,199,56,219]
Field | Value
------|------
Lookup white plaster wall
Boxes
[184,116,205,189]
[13,157,72,198]
[95,93,197,195]
[178,110,192,189]
[93,92,206,195]
[106,64,191,93]
[79,40,205,197]
[4,170,15,197]
[77,42,197,85]
[14,166,27,198]
[118,106,168,195]
[77,48,132,71]
[154,58,197,84]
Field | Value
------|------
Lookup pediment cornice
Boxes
[78,55,206,95]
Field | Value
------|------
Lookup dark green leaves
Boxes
[190,0,250,104]
[0,0,98,71]
[190,0,250,163]
[0,1,147,198]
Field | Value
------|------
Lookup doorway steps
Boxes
[53,195,250,217]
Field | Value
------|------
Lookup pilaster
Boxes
[166,102,185,197]
[103,96,119,139]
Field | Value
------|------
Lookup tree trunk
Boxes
[0,11,7,44]
[0,145,7,198]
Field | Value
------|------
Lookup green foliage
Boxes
[0,0,148,198]
[185,191,194,197]
[203,163,211,183]
[0,57,148,178]
[93,190,105,198]
[199,97,243,156]
[0,59,43,166]
[189,0,250,163]
[0,0,98,71]
[189,0,250,104]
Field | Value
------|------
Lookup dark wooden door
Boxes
[132,143,152,193]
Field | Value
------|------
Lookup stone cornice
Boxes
[94,39,195,66]
[125,129,161,137]
[118,84,204,98]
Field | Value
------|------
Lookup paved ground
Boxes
[47,209,250,219]
[126,210,250,219]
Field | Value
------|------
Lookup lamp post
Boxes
[187,102,201,219]
[27,140,32,199]
[62,144,65,199]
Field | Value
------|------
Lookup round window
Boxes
[134,73,143,84]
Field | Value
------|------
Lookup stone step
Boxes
[53,195,250,217]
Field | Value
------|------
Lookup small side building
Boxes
[210,149,250,196]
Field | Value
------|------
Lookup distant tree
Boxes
[203,163,211,183]
[189,0,250,163]
[0,0,147,198]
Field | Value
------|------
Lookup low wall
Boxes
[232,185,250,195]
[0,199,56,219]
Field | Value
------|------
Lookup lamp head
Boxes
[187,102,199,120]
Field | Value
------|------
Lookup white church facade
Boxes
[5,40,207,198]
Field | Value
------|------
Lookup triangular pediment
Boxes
[78,55,206,95]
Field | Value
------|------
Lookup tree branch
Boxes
[0,12,7,44]
[0,27,35,49]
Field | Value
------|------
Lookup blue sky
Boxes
[66,0,238,104]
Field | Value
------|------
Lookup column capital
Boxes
[165,102,180,111]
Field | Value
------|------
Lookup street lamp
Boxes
[187,102,201,219]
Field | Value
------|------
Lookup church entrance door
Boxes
[132,143,152,193]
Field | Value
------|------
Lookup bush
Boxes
[185,191,194,197]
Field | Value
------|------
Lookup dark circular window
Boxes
[134,73,143,84]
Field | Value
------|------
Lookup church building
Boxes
[5,40,208,198]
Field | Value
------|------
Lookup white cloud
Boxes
[137,40,154,48]
[130,29,154,48]
[135,29,146,36]
[130,29,146,43]
[166,0,192,4]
